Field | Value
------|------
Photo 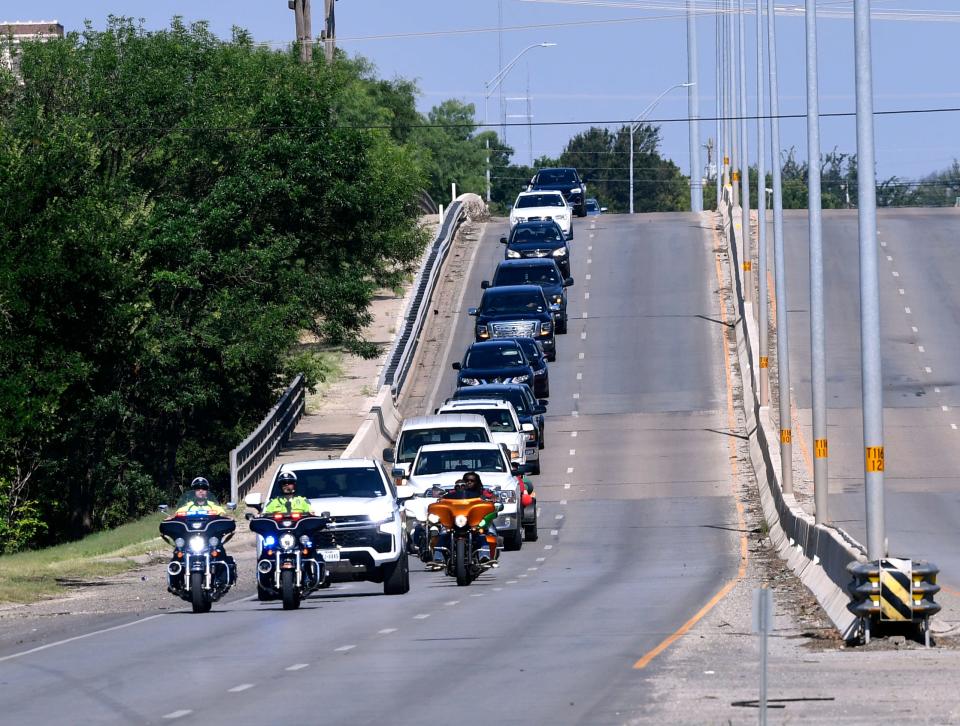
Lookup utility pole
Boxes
[728,0,739,206]
[806,0,829,523]
[756,0,769,407]
[289,0,312,64]
[853,0,886,559]
[322,0,335,63]
[715,0,725,199]
[767,0,793,495]
[737,0,751,304]
[486,138,491,203]
[686,0,702,212]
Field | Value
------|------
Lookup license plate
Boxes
[319,549,340,562]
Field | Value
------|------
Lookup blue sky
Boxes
[5,1,958,181]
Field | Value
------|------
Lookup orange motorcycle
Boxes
[428,498,499,586]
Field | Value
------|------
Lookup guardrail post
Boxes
[229,448,239,505]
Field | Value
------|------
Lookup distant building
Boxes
[0,20,64,76]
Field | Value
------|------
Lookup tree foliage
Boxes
[0,18,425,548]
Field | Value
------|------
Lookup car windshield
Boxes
[536,169,577,184]
[282,467,386,499]
[511,226,563,243]
[455,409,516,432]
[464,345,525,368]
[398,427,489,463]
[452,389,533,415]
[494,265,561,286]
[516,193,565,209]
[413,450,507,475]
[514,339,543,362]
[482,291,545,314]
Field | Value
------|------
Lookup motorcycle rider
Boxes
[263,471,313,515]
[173,477,227,517]
[435,472,500,564]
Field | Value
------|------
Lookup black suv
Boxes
[529,167,587,217]
[506,337,550,398]
[448,384,548,450]
[452,339,536,391]
[469,285,556,361]
[500,221,571,278]
[482,258,573,334]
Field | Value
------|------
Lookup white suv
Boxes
[509,190,572,240]
[437,398,538,474]
[245,459,411,595]
[405,442,524,550]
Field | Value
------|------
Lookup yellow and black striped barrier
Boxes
[848,559,940,646]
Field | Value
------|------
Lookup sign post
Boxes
[752,586,774,725]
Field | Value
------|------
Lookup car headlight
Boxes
[428,513,441,524]
[513,216,526,223]
[506,249,521,258]
[525,431,537,443]
[188,535,205,554]
[540,321,553,335]
[550,303,561,311]
[454,514,468,528]
[460,377,480,385]
[552,247,567,257]
[555,214,568,221]
[552,294,563,305]
[476,324,489,339]
[511,374,530,383]
[279,533,296,549]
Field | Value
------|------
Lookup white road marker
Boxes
[528,567,539,571]
[580,331,587,340]
[286,663,310,671]
[582,312,588,318]
[507,580,518,584]
[572,393,580,399]
[519,574,528,578]
[378,628,398,634]
[414,613,430,620]
[886,255,893,261]
[892,271,900,278]
[550,530,559,535]
[919,346,925,353]
[566,467,574,474]
[537,557,546,562]
[576,372,583,380]
[228,684,255,693]
[334,645,356,653]
[586,273,592,280]
[587,258,593,264]
[584,292,590,300]
[560,499,567,505]
[935,387,942,393]
[493,587,503,591]
[952,424,958,430]
[578,352,585,359]
[898,288,905,295]
[571,430,578,437]
[555,514,564,520]
[905,307,912,314]
[571,410,579,417]
[926,367,933,373]
[569,449,576,456]
[589,233,595,239]
[163,711,193,720]
[912,326,919,333]
[470,593,485,597]
[588,245,593,251]
[563,482,571,489]
[881,240,887,247]
[544,544,554,549]
[943,405,950,412]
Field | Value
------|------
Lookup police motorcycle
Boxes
[249,511,331,610]
[159,498,238,614]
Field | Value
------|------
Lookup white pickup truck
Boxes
[436,399,538,474]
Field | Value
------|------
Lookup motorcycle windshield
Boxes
[160,516,236,541]
[249,516,327,538]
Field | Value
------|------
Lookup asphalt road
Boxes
[0,212,742,725]
[779,208,960,589]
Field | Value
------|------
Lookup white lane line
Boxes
[228,684,255,693]
[881,240,887,247]
[935,387,942,393]
[943,406,950,412]
[551,530,560,536]
[898,288,905,295]
[925,367,933,373]
[537,557,546,562]
[588,245,593,251]
[566,467,574,474]
[560,499,568,505]
[952,424,958,430]
[519,574,528,578]
[584,292,590,300]
[589,233,595,239]
[569,449,576,456]
[578,352,585,359]
[163,711,193,720]
[556,514,565,520]
[378,628,398,634]
[0,613,166,663]
[335,645,356,652]
[912,326,919,333]
[892,271,900,278]
[570,430,578,437]
[905,307,912,314]
[444,601,459,606]
[507,580,518,584]
[582,312,588,318]
[580,331,587,340]
[537,506,543,517]
[919,346,925,353]
[528,567,539,572]
[572,393,580,399]
[286,663,310,671]
[586,273,592,280]
[493,587,503,591]
[544,544,554,549]
[414,613,431,620]
[587,258,593,264]
[886,255,893,261]
[576,372,582,380]
[470,593,485,597]
[564,482,571,489]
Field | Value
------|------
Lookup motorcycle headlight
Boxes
[552,247,567,257]
[299,535,312,546]
[511,374,530,383]
[188,536,205,554]
[208,536,220,547]
[506,249,521,258]
[174,537,186,549]
[460,377,480,386]
[454,514,468,528]
[428,513,441,524]
[279,533,296,549]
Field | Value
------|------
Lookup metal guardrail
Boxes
[418,189,439,215]
[378,199,467,395]
[229,373,305,503]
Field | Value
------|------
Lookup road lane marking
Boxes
[881,240,887,247]
[577,372,583,380]
[578,352,585,359]
[550,530,559,536]
[537,557,546,562]
[912,326,919,333]
[905,307,912,314]
[925,367,933,373]
[892,271,900,277]
[566,467,574,474]
[572,393,580,399]
[507,580,518,584]
[943,406,950,412]
[335,644,356,652]
[470,593,485,597]
[228,684,255,693]
[378,628,398,634]
[634,216,751,672]
[569,449,576,456]
[935,387,941,393]
[493,587,503,591]
[580,331,587,340]
[582,312,588,318]
[528,567,538,572]
[286,663,310,671]
[886,255,893,261]
[0,613,166,663]
[413,613,431,619]
[560,499,567,505]
[952,424,958,430]
[586,273,592,280]
[584,292,590,300]
[555,514,564,520]
[572,410,579,417]
[898,288,905,295]
[519,574,528,578]
[588,245,593,251]
[571,430,578,437]
[564,483,571,489]
[587,258,593,264]
[544,544,554,549]
[163,711,192,720]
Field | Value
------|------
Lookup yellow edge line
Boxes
[633,218,748,670]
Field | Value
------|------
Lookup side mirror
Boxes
[467,307,478,316]
[391,467,408,480]
[499,237,508,244]
[452,362,462,370]
[510,460,520,474]
[564,277,574,287]
[227,502,237,511]
[382,447,395,463]
[158,504,169,513]
[480,281,490,289]
[395,484,415,501]
[521,422,535,432]
[534,405,547,415]
[244,492,263,512]
[537,399,549,408]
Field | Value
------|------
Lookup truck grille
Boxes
[491,321,538,337]
[314,527,393,553]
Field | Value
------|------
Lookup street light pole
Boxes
[756,0,769,407]
[737,0,752,304]
[483,42,556,203]
[686,0,702,212]
[629,82,694,214]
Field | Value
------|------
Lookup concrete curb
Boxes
[718,198,866,640]
[341,384,402,460]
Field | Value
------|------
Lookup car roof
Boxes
[467,339,523,351]
[400,414,488,431]
[279,458,380,472]
[500,336,543,351]
[513,219,561,228]
[416,442,502,453]
[482,284,546,296]
[537,167,576,172]
[516,189,564,198]
[495,258,561,268]
[440,398,515,411]
[454,383,531,395]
